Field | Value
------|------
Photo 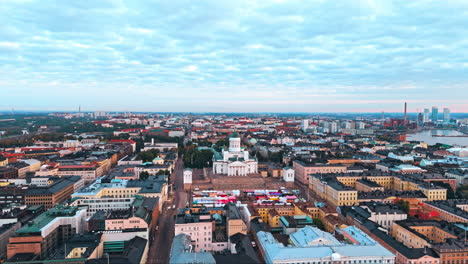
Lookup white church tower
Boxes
[283,167,295,182]
[229,131,241,152]
[183,168,192,190]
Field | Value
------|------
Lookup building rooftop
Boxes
[26,176,81,196]
[16,205,82,234]
[289,226,341,247]
[357,178,382,188]
[224,202,242,219]
[280,215,313,228]
[175,210,212,225]
[395,219,468,241]
[127,175,166,194]
[358,190,427,200]
[170,234,216,264]
[360,202,406,215]
[339,207,440,260]
[73,178,129,196]
[49,233,101,260]
[328,180,355,191]
[257,226,394,262]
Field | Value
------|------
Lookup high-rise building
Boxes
[443,108,450,123]
[329,121,338,133]
[356,121,366,130]
[342,121,352,129]
[431,107,438,122]
[423,109,430,123]
[417,113,423,123]
[93,111,107,119]
[301,119,309,132]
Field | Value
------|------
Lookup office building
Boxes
[25,176,83,209]
[431,106,438,122]
[423,108,430,123]
[443,108,450,123]
[7,205,87,260]
[301,119,309,132]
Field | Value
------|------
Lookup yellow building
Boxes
[392,220,457,249]
[310,175,358,207]
[355,179,384,192]
[310,172,448,205]
[267,210,281,228]
[419,186,447,201]
[251,203,321,228]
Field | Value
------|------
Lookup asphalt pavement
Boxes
[146,157,188,264]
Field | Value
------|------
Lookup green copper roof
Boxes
[213,152,223,161]
[229,131,240,138]
[17,205,79,234]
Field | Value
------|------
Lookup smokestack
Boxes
[404,102,407,121]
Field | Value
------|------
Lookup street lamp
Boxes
[104,253,109,264]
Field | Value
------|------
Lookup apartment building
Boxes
[310,175,358,207]
[225,203,248,237]
[7,205,87,260]
[70,179,140,218]
[58,164,100,182]
[25,176,83,209]
[292,160,347,184]
[7,162,30,179]
[392,220,461,249]
[355,178,385,192]
[174,210,214,252]
[71,176,166,218]
[310,171,448,206]
[423,200,468,223]
[339,203,407,231]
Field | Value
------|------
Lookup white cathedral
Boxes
[212,132,258,176]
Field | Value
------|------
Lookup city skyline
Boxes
[1,0,468,112]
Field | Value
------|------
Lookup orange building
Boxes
[7,205,86,260]
[25,176,80,209]
[293,160,346,184]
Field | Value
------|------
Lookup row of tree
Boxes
[137,149,161,162]
[182,146,214,169]
[139,170,170,180]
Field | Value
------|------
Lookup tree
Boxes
[456,185,468,199]
[156,169,170,176]
[116,133,130,139]
[269,151,284,163]
[313,218,325,231]
[183,147,213,169]
[214,138,229,151]
[139,171,150,180]
[137,149,160,162]
[395,199,410,214]
[433,182,456,199]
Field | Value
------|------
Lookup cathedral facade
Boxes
[212,132,258,176]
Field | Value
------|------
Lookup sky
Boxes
[1,0,467,113]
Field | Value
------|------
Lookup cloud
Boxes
[0,0,467,112]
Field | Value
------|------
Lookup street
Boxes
[146,157,188,264]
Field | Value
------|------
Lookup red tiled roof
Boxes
[59,165,96,169]
[119,128,140,132]
[109,139,136,144]
[0,152,25,157]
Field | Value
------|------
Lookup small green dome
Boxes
[229,131,240,138]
